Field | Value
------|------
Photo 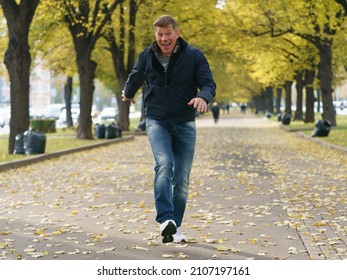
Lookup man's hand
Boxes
[188,97,208,113]
[122,90,135,103]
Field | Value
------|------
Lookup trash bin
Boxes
[105,123,122,139]
[24,129,46,154]
[265,111,272,118]
[281,115,291,125]
[311,120,331,137]
[13,133,25,154]
[94,123,105,139]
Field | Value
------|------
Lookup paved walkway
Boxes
[0,110,346,260]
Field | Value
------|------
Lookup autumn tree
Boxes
[30,8,77,127]
[289,0,344,126]
[221,0,347,126]
[102,0,143,130]
[42,0,122,139]
[0,0,40,154]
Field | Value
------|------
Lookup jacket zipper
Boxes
[165,68,168,87]
[155,52,170,87]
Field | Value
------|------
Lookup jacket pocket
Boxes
[143,84,153,102]
[144,85,166,117]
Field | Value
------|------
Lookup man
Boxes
[122,15,216,243]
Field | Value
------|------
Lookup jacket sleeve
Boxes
[124,50,147,99]
[194,50,216,104]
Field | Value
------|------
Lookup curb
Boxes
[280,124,347,154]
[0,135,135,173]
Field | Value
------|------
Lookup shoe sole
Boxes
[161,221,177,243]
[174,238,186,244]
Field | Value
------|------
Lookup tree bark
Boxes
[77,58,96,139]
[265,87,274,113]
[104,26,130,130]
[252,96,260,113]
[256,90,265,113]
[318,41,336,126]
[62,0,121,139]
[275,87,282,114]
[304,69,315,123]
[284,81,292,116]
[104,23,129,130]
[71,40,96,139]
[64,76,73,127]
[104,0,140,131]
[0,0,40,154]
[294,71,304,121]
[316,89,321,113]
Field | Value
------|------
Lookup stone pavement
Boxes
[0,110,346,260]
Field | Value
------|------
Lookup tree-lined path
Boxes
[0,110,346,260]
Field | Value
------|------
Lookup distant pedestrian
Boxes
[122,15,216,243]
[240,103,247,114]
[225,103,230,114]
[211,102,220,123]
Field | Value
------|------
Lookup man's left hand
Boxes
[188,97,208,113]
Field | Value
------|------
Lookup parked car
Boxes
[42,103,65,119]
[57,107,80,126]
[99,107,118,121]
[30,107,43,119]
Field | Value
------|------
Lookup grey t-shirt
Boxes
[157,55,170,71]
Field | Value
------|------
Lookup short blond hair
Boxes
[153,15,178,31]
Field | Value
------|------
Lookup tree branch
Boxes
[93,0,122,42]
[335,0,347,16]
[91,0,102,36]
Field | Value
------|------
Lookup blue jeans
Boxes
[146,117,196,227]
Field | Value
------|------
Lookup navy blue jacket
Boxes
[124,37,216,124]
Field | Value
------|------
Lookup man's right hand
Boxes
[122,90,135,103]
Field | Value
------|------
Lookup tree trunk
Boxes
[104,0,139,131]
[105,27,130,131]
[257,91,266,112]
[284,81,292,116]
[294,71,304,121]
[77,58,96,139]
[265,87,274,113]
[62,0,121,138]
[275,87,282,114]
[252,96,259,113]
[118,100,131,130]
[318,41,336,126]
[64,76,73,127]
[304,69,315,123]
[316,89,321,113]
[5,44,31,154]
[0,0,40,154]
[118,0,138,130]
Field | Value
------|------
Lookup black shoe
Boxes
[160,220,177,243]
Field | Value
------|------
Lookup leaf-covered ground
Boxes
[0,112,346,260]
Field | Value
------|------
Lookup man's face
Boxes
[155,24,179,57]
